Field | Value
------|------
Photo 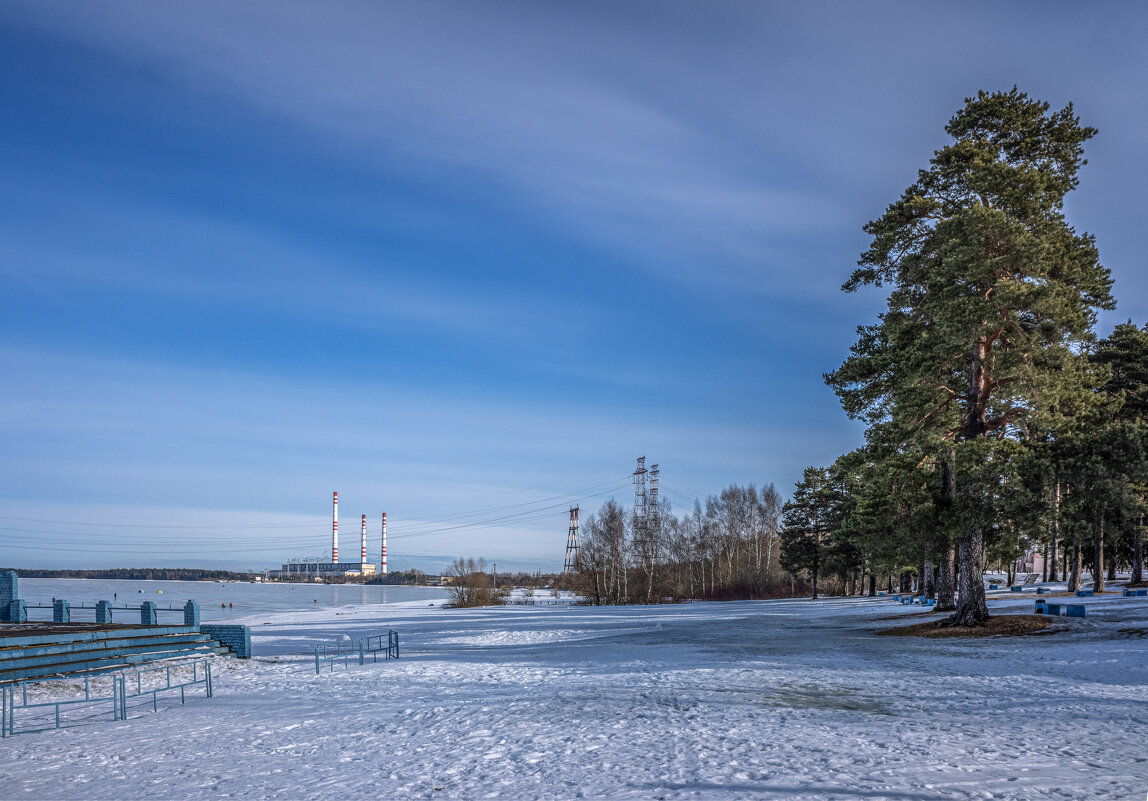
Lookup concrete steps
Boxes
[0,626,229,682]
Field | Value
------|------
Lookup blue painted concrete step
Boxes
[1,634,223,672]
[0,625,233,682]
[0,625,197,650]
[0,645,230,683]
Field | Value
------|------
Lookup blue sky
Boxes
[2,2,1146,572]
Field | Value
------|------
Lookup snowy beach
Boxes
[3,591,1147,800]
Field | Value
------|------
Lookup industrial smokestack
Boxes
[360,514,367,565]
[381,512,388,574]
[332,491,339,564]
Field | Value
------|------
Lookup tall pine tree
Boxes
[826,89,1113,625]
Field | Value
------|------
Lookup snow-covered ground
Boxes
[3,587,1147,800]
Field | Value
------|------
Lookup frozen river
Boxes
[19,577,448,623]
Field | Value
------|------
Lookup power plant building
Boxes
[268,492,386,580]
[270,560,376,580]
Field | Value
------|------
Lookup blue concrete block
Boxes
[96,600,113,624]
[1064,604,1086,617]
[0,571,18,621]
[1122,588,1147,597]
[200,624,252,658]
[140,601,158,625]
[877,591,885,597]
[989,584,999,590]
[1036,587,1051,594]
[7,599,26,623]
[184,600,200,627]
[1010,586,1023,592]
[52,599,70,623]
[1075,589,1094,597]
[0,571,17,603]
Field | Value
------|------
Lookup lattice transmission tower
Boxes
[633,456,648,548]
[562,506,581,575]
[648,463,659,533]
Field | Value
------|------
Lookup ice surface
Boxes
[3,587,1146,800]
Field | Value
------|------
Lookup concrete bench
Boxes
[1075,589,1094,597]
[1123,588,1147,597]
[1035,600,1086,617]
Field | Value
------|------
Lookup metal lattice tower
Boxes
[648,463,659,533]
[562,506,581,575]
[633,456,648,543]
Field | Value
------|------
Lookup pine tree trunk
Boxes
[1048,481,1060,582]
[868,573,877,597]
[1069,540,1082,592]
[1093,511,1105,593]
[923,561,935,598]
[936,457,958,610]
[1133,512,1144,585]
[937,547,956,611]
[949,525,989,625]
[1042,540,1049,583]
[1107,541,1116,582]
[947,345,990,625]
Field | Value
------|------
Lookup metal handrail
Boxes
[2,658,213,737]
[314,630,399,674]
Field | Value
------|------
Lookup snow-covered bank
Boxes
[3,593,1146,800]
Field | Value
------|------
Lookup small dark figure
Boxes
[228,602,233,608]
[221,603,226,608]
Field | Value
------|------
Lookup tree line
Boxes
[5,567,253,581]
[567,483,796,603]
[782,89,1146,625]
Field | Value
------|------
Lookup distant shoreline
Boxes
[2,568,252,581]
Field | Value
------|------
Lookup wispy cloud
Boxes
[4,1,856,296]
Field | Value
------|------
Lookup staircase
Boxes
[0,625,231,683]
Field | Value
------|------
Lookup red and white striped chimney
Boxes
[381,512,388,574]
[332,491,339,564]
[360,514,367,564]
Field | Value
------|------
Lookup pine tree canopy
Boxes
[826,88,1114,450]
